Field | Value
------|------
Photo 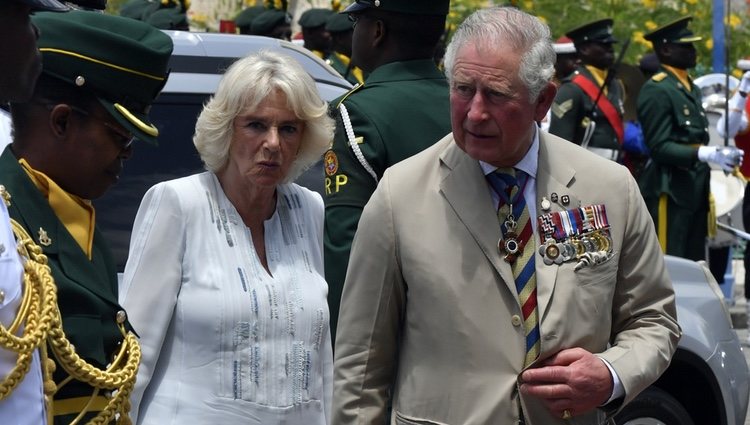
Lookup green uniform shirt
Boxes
[549,66,625,151]
[327,51,363,86]
[636,66,710,260]
[323,59,451,338]
[0,148,132,424]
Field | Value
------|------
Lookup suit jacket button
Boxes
[511,315,522,327]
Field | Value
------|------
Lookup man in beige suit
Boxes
[332,6,681,425]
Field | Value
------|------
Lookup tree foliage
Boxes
[448,0,750,77]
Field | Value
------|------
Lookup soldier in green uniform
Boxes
[234,5,264,34]
[119,0,150,20]
[549,18,626,162]
[251,8,292,40]
[1,11,172,423]
[146,6,189,30]
[298,8,333,59]
[325,12,364,85]
[637,16,743,261]
[324,0,451,338]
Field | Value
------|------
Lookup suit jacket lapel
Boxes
[438,141,518,296]
[535,132,578,322]
[0,148,119,303]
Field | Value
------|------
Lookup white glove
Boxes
[698,146,745,172]
[740,71,750,94]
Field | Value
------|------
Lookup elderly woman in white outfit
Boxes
[120,50,335,425]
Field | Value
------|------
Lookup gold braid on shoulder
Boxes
[0,189,140,424]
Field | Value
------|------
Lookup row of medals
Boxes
[539,229,612,266]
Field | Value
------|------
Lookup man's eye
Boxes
[488,91,506,102]
[453,84,474,96]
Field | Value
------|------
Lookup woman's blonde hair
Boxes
[193,49,334,182]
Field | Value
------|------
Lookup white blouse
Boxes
[120,172,332,425]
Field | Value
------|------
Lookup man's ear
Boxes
[372,18,386,47]
[535,82,558,122]
[48,104,72,140]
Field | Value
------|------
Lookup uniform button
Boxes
[0,290,4,304]
[511,315,522,327]
[685,120,691,125]
[116,310,126,324]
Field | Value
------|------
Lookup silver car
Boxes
[614,256,749,424]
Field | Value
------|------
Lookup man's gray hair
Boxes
[193,50,334,182]
[443,6,555,102]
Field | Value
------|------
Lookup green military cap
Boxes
[33,10,173,144]
[10,0,68,12]
[299,8,333,28]
[146,6,188,30]
[644,16,702,45]
[325,12,351,33]
[342,0,448,15]
[120,0,150,19]
[566,18,617,45]
[235,5,264,28]
[251,9,290,34]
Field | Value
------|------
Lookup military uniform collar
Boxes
[363,59,444,85]
[661,64,692,90]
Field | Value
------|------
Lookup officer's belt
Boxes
[53,395,109,416]
[587,147,621,161]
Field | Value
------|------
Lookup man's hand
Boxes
[519,347,613,419]
[698,146,744,172]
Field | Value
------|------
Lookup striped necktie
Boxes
[487,168,540,367]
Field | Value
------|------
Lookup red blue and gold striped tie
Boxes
[487,168,540,367]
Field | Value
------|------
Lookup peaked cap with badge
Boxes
[342,0,449,15]
[33,10,173,144]
[146,5,188,29]
[119,0,150,19]
[643,16,702,46]
[325,11,352,33]
[565,18,617,45]
[252,9,291,35]
[299,7,333,28]
[235,4,264,31]
[0,10,173,423]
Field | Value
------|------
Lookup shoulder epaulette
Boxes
[651,72,668,82]
[336,83,365,108]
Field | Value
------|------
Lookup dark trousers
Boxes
[709,246,730,285]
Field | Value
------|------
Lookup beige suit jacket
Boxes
[332,131,681,425]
